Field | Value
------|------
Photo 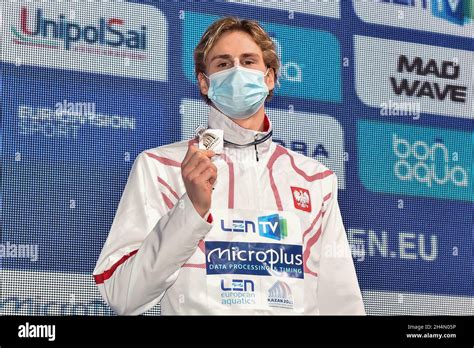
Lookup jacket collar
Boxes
[207,106,273,159]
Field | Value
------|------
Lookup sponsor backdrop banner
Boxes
[0,0,472,315]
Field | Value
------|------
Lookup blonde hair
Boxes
[194,16,280,105]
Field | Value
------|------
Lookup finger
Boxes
[203,149,216,158]
[209,171,217,186]
[181,143,198,169]
[207,163,218,186]
[199,167,218,186]
[182,150,205,177]
[184,150,213,174]
[186,159,213,182]
[193,149,216,163]
[209,162,217,173]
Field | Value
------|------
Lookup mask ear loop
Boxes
[265,67,281,88]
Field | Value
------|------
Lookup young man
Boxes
[93,17,365,315]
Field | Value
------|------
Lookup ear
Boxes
[198,72,209,96]
[265,68,275,92]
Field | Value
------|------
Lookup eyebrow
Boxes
[209,52,260,63]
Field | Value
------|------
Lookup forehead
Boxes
[206,30,263,61]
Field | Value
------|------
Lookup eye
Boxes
[244,60,254,65]
[217,62,228,68]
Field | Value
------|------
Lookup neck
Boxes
[227,105,266,132]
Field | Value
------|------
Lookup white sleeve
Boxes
[317,174,366,315]
[93,151,213,315]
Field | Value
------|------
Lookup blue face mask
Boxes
[204,65,270,120]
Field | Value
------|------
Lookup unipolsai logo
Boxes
[4,1,167,80]
[392,134,468,189]
[12,6,147,54]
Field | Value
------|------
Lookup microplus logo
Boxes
[206,241,304,279]
[393,134,468,188]
[220,213,288,241]
[358,120,472,202]
[13,7,147,51]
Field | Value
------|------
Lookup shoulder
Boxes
[272,144,339,200]
[135,138,195,168]
[276,144,336,180]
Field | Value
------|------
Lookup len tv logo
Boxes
[220,214,288,241]
[380,0,473,25]
[258,214,288,241]
[431,0,473,25]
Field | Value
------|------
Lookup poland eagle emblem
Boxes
[290,186,312,212]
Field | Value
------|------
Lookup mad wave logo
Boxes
[13,7,147,52]
[355,36,473,120]
[220,214,288,241]
[267,281,294,309]
[391,55,467,104]
[358,120,472,201]
[205,241,303,279]
[2,2,167,81]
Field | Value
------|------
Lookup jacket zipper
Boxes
[254,135,259,162]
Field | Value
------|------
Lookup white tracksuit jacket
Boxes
[93,106,365,315]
